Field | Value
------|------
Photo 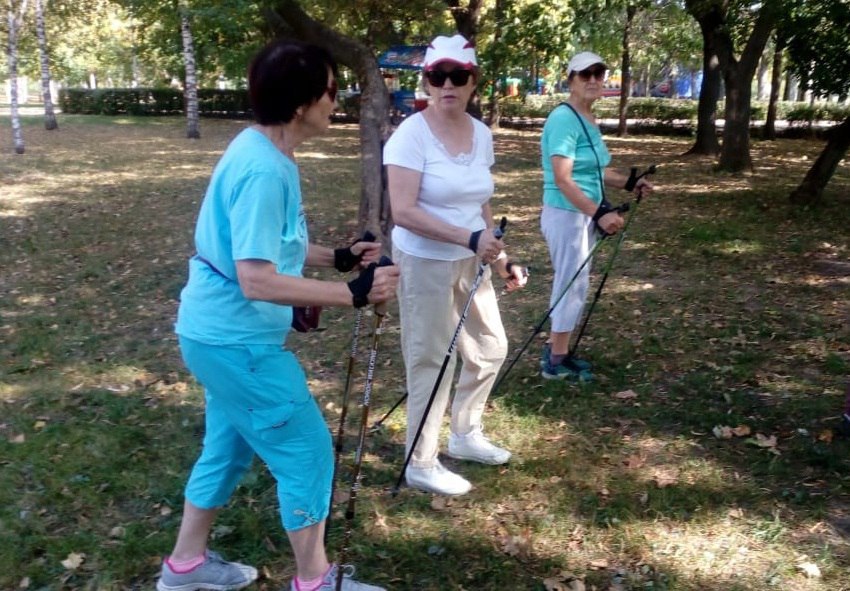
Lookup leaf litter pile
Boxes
[1,117,848,590]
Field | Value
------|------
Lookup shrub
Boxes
[58,88,252,118]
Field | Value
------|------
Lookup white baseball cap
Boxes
[567,51,607,77]
[423,34,477,71]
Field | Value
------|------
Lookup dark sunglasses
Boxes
[577,67,606,81]
[425,69,473,88]
[326,80,338,101]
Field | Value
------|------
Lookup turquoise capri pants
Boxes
[178,335,333,532]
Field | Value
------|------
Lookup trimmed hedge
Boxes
[499,95,849,123]
[59,88,252,118]
[58,87,848,125]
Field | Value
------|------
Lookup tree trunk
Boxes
[783,71,797,101]
[35,0,57,130]
[267,0,391,241]
[789,116,850,205]
[445,0,483,41]
[718,70,754,170]
[617,4,637,137]
[714,2,777,172]
[686,13,721,155]
[763,35,784,141]
[485,0,506,129]
[756,48,769,100]
[180,1,201,139]
[7,0,26,154]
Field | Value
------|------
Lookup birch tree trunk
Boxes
[35,0,58,130]
[763,35,784,141]
[7,0,26,154]
[485,0,506,128]
[180,0,200,139]
[617,4,637,137]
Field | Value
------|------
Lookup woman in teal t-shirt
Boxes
[539,51,653,381]
[157,41,398,591]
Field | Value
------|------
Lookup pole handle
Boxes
[373,255,394,316]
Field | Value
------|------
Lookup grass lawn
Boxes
[1,114,848,591]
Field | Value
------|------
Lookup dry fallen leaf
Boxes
[731,425,751,437]
[798,562,821,578]
[624,454,646,469]
[19,577,30,589]
[10,433,25,444]
[543,578,568,591]
[501,533,532,558]
[817,429,833,443]
[727,507,744,519]
[61,552,85,570]
[748,433,778,448]
[652,467,679,488]
[614,390,638,400]
[713,425,733,439]
[588,558,609,569]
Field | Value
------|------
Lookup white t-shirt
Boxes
[383,112,495,261]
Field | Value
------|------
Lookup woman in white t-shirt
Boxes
[384,34,527,496]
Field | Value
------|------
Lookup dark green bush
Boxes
[59,88,252,118]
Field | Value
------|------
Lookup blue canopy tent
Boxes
[377,45,428,121]
[377,45,427,70]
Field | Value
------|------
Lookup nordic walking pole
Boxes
[369,389,407,432]
[569,166,656,358]
[492,165,657,394]
[326,231,375,543]
[371,262,529,432]
[490,236,607,395]
[335,257,392,590]
[391,217,507,496]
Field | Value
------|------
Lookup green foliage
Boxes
[782,0,850,99]
[499,96,700,122]
[58,87,252,117]
[784,102,850,125]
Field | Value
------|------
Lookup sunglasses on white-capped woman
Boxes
[425,69,473,87]
[577,67,606,81]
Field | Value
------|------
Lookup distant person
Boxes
[384,34,527,496]
[539,51,654,381]
[156,40,398,591]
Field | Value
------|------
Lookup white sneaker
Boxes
[447,427,511,465]
[405,460,472,496]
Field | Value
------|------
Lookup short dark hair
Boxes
[248,40,338,125]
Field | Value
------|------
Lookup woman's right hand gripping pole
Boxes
[347,256,400,308]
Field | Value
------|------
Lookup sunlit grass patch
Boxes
[1,117,848,590]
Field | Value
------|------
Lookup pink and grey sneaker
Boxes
[156,550,258,591]
[291,563,385,591]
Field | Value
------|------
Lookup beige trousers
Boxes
[393,246,508,468]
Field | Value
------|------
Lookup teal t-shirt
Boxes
[175,128,308,345]
[541,104,611,211]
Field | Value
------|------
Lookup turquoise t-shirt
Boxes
[175,128,308,345]
[541,104,611,211]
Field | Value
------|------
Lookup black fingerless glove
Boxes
[334,231,376,273]
[347,263,376,308]
[592,199,614,233]
[624,167,638,192]
[468,229,484,254]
